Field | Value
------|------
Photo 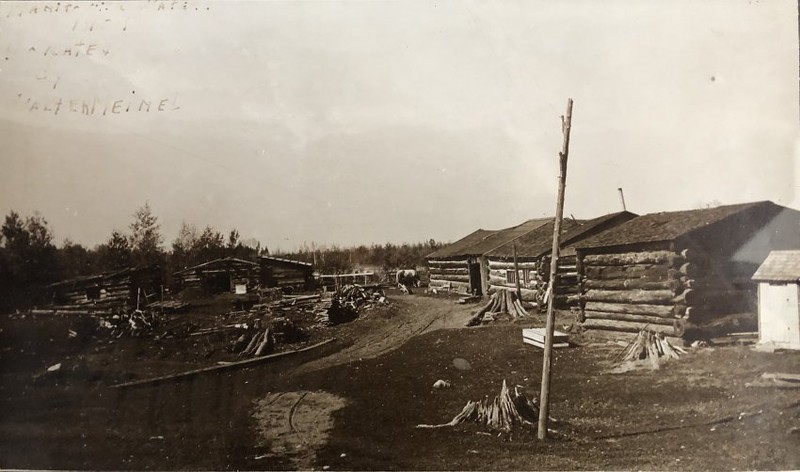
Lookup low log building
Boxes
[46,267,162,312]
[574,201,800,339]
[426,219,551,296]
[485,212,637,305]
[174,258,259,295]
[259,256,315,293]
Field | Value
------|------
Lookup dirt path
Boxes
[249,294,475,468]
[296,293,475,374]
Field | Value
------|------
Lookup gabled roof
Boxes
[174,257,258,275]
[426,218,552,260]
[752,250,800,282]
[487,211,638,259]
[575,201,775,250]
[467,218,552,255]
[426,229,499,259]
[486,219,579,259]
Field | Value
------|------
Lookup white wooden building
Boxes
[752,250,800,350]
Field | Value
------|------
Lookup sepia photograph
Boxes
[0,0,798,469]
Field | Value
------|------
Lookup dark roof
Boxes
[47,267,151,288]
[426,219,552,260]
[259,256,313,268]
[486,219,579,259]
[174,257,258,275]
[467,218,552,255]
[752,250,800,282]
[575,201,773,250]
[487,211,638,259]
[426,229,500,259]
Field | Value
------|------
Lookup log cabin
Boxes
[259,256,315,293]
[485,211,638,305]
[574,201,800,339]
[46,266,162,312]
[174,257,259,295]
[426,218,552,296]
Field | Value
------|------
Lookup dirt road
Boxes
[296,293,475,374]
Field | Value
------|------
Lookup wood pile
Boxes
[467,288,529,326]
[326,284,388,324]
[146,300,190,312]
[613,329,687,370]
[416,380,544,434]
[99,309,161,338]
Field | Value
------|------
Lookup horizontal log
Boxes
[583,289,677,305]
[582,278,683,292]
[487,261,539,270]
[431,274,471,283]
[585,265,677,281]
[583,310,677,325]
[428,260,469,267]
[583,251,682,267]
[430,268,470,275]
[429,280,471,289]
[683,289,755,308]
[583,301,682,317]
[581,318,679,336]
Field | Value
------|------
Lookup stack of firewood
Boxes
[326,284,388,324]
[615,329,687,369]
[416,380,542,434]
[467,289,529,326]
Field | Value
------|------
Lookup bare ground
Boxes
[1,291,798,470]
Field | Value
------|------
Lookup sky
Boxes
[0,0,798,252]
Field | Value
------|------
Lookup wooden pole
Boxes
[513,242,522,302]
[538,98,573,440]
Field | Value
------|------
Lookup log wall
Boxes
[50,270,162,311]
[428,259,473,293]
[578,248,757,338]
[486,255,578,307]
[179,266,259,293]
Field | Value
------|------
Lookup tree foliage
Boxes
[0,205,447,310]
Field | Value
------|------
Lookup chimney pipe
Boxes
[617,188,627,211]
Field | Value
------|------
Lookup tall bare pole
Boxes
[513,242,522,302]
[538,98,573,440]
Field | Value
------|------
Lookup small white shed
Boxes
[752,250,800,350]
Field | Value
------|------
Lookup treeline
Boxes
[275,240,445,274]
[0,204,446,309]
